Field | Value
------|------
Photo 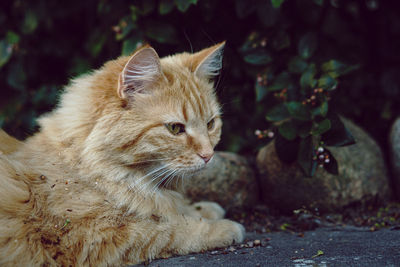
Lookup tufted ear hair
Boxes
[190,42,225,80]
[117,47,161,99]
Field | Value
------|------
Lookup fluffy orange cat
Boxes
[0,42,245,266]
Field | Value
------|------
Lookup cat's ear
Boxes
[192,42,225,79]
[117,47,161,99]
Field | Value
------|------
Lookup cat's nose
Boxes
[198,152,214,163]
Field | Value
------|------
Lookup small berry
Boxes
[318,154,325,160]
[260,39,267,47]
[255,129,261,136]
[267,131,274,138]
[325,158,330,163]
[317,147,324,153]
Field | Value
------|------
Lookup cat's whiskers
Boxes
[165,169,179,189]
[148,169,173,195]
[131,163,171,192]
[164,169,179,189]
[133,163,173,196]
[150,168,179,196]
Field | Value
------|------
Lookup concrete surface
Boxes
[134,226,400,267]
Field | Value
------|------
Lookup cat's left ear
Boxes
[117,47,161,99]
[192,42,225,80]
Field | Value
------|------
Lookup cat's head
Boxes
[89,43,225,186]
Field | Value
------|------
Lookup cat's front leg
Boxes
[125,215,245,264]
[168,215,245,252]
[190,201,226,220]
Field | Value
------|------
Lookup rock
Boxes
[390,117,400,198]
[184,152,258,211]
[256,118,390,213]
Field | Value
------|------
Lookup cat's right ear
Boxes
[117,47,161,99]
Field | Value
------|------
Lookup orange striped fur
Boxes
[0,42,244,266]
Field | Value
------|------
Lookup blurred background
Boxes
[0,0,399,158]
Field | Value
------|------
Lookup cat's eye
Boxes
[207,118,215,131]
[165,123,185,135]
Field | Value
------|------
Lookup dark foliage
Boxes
[0,0,399,175]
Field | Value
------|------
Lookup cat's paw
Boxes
[192,201,225,220]
[208,219,245,248]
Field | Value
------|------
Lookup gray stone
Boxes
[184,152,258,211]
[256,118,390,213]
[390,117,400,198]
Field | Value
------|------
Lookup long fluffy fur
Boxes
[0,43,244,266]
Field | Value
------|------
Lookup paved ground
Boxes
[134,226,400,267]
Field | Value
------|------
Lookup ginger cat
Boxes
[0,42,245,266]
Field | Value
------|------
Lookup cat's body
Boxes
[0,43,245,266]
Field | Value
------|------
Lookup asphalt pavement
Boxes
[134,226,400,267]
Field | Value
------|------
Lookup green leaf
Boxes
[159,0,175,14]
[324,150,339,175]
[321,60,345,74]
[86,31,106,57]
[22,10,38,34]
[6,31,20,44]
[297,135,317,176]
[271,0,285,8]
[279,121,297,140]
[145,22,178,44]
[7,60,26,90]
[243,51,272,65]
[267,72,290,91]
[311,119,331,135]
[288,56,308,73]
[300,64,317,89]
[275,134,300,163]
[266,103,291,122]
[286,102,312,121]
[318,74,337,90]
[298,32,318,59]
[0,40,12,68]
[321,114,356,147]
[255,82,268,102]
[312,101,328,117]
[122,36,143,56]
[68,57,91,76]
[174,0,197,12]
[322,60,359,78]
